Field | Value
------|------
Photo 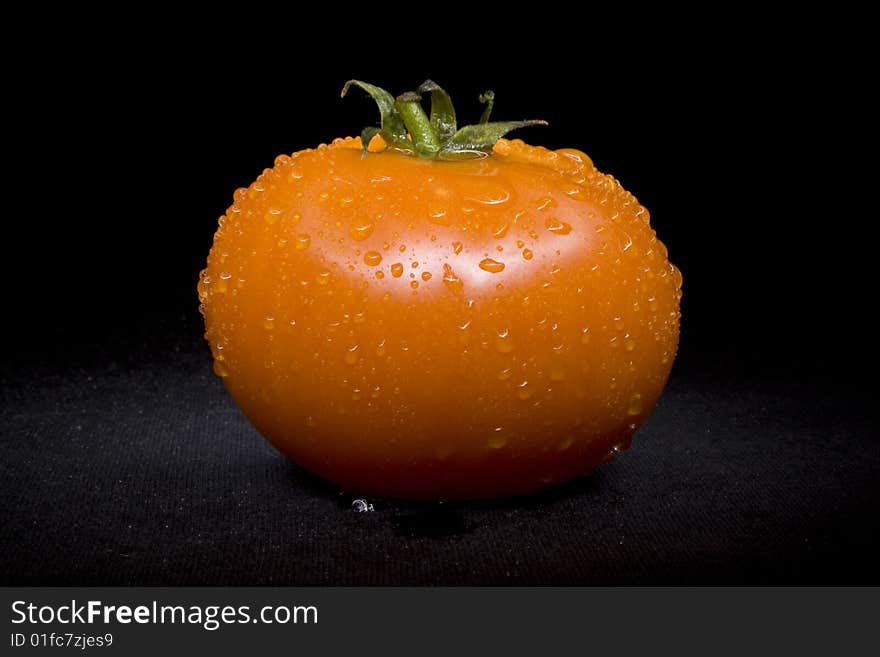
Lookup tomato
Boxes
[198,81,682,500]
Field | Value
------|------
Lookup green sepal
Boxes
[444,120,548,155]
[341,80,409,144]
[478,90,495,124]
[417,80,457,142]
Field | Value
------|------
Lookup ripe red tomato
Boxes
[198,81,682,499]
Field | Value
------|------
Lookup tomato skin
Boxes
[199,137,681,500]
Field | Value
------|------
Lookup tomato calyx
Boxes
[341,79,547,160]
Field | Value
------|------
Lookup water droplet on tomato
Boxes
[479,258,505,273]
[602,443,625,463]
[522,249,533,261]
[495,330,515,353]
[316,269,331,285]
[429,207,450,226]
[364,251,382,266]
[421,271,432,282]
[349,221,374,241]
[263,316,275,330]
[536,196,557,211]
[213,360,229,378]
[545,217,572,235]
[516,381,533,400]
[344,345,359,365]
[557,435,574,451]
[295,233,311,250]
[488,428,507,449]
[440,264,463,292]
[469,185,511,206]
[452,241,464,255]
[390,263,404,278]
[627,393,642,415]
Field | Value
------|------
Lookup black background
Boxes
[2,12,877,584]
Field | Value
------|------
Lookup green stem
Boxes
[342,79,546,160]
[395,92,441,157]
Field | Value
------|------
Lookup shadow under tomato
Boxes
[282,458,605,540]
[387,475,603,539]
[391,506,474,539]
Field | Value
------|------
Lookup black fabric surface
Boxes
[2,311,877,585]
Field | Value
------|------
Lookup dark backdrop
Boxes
[2,13,876,584]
